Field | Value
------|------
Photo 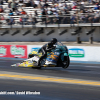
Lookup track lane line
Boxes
[0,74,100,86]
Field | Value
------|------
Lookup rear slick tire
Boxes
[62,56,70,69]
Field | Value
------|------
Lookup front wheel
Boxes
[62,56,70,69]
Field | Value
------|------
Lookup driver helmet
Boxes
[51,38,57,44]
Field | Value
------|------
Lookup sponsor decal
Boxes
[28,61,33,63]
[69,48,85,58]
[17,63,20,66]
[0,47,7,56]
[23,62,26,64]
[25,64,27,67]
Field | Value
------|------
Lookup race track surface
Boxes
[0,59,100,100]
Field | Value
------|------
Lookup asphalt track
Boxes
[0,59,100,100]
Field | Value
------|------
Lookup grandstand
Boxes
[0,0,100,25]
[0,0,100,43]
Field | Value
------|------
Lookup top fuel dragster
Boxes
[11,42,70,69]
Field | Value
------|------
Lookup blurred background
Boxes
[0,0,100,43]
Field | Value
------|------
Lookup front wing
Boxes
[11,61,38,67]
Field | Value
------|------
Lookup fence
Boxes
[0,13,100,27]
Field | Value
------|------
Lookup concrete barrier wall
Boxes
[28,45,100,62]
[0,45,100,63]
[0,26,100,42]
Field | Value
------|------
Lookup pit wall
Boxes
[0,45,100,63]
[0,26,100,42]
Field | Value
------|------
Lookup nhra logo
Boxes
[10,46,25,56]
[69,48,85,58]
[0,47,6,56]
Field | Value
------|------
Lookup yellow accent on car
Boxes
[30,51,42,57]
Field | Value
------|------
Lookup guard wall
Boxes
[0,24,100,42]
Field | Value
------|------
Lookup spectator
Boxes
[84,15,89,23]
[20,9,27,15]
[11,1,17,11]
[79,10,85,23]
[15,9,21,15]
[53,14,58,24]
[58,11,63,24]
[34,0,40,5]
[19,0,23,3]
[63,3,68,10]
[28,14,35,25]
[92,0,97,4]
[34,10,38,23]
[8,16,15,25]
[89,0,92,4]
[0,15,5,20]
[35,10,38,16]
[5,0,8,3]
[88,13,94,23]
[0,0,3,5]
[58,2,63,8]
[72,5,77,9]
[93,11,100,23]
[41,9,47,24]
[8,0,12,8]
[38,1,42,8]
[94,3,99,10]
[19,15,28,25]
[46,16,51,24]
[0,5,3,13]
[67,5,72,11]
[62,9,70,24]
[47,8,53,15]
[19,16,23,24]
[26,0,31,7]
[70,14,77,24]
[23,0,31,7]
[43,1,50,7]
[22,14,28,25]
[9,10,13,16]
[72,0,77,8]
[31,1,37,8]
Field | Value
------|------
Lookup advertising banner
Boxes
[28,45,42,55]
[9,45,27,58]
[67,46,86,61]
[0,45,10,57]
[68,46,100,62]
[28,45,100,62]
[0,45,27,58]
